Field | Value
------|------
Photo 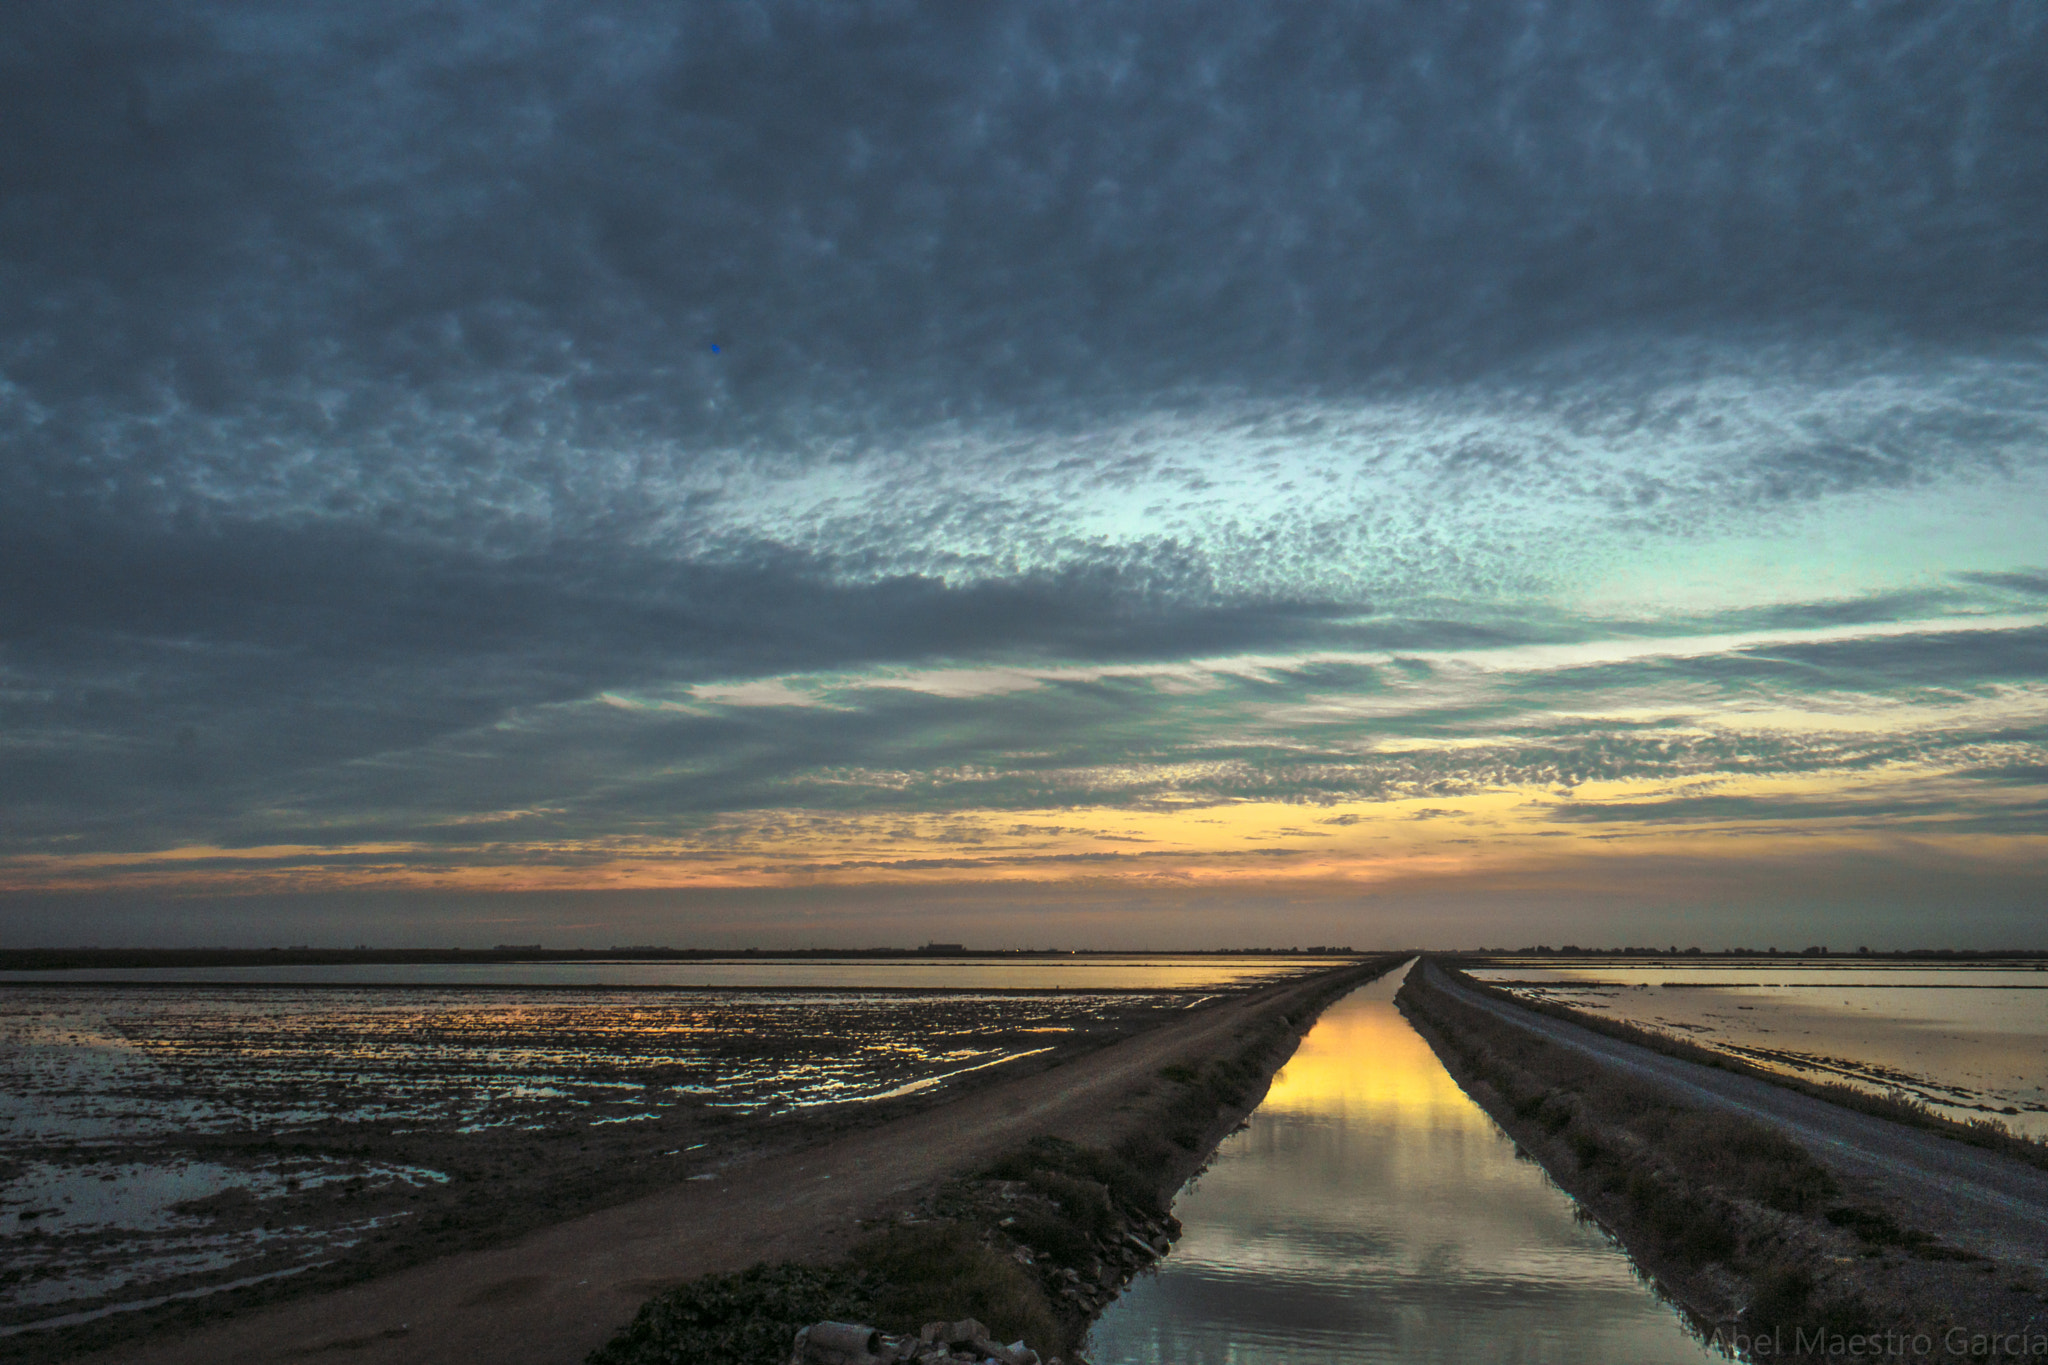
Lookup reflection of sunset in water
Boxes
[1088,965,1711,1364]
[1259,992,1491,1126]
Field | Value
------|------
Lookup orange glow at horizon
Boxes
[4,760,2041,898]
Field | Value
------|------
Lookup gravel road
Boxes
[1430,964,2048,1273]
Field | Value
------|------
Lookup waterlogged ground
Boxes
[0,956,1342,991]
[0,979,1223,1345]
[1465,960,2048,1140]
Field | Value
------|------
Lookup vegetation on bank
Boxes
[1400,962,2047,1354]
[589,956,1407,1365]
[1445,959,2048,1174]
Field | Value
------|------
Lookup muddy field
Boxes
[0,985,1211,1346]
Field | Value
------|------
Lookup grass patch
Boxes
[587,1262,875,1365]
[849,1222,1062,1350]
[986,1135,1164,1221]
[1819,1208,1985,1263]
[979,1134,1165,1289]
[584,1226,1061,1365]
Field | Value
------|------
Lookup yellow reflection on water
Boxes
[1087,965,1712,1365]
[1260,990,1492,1126]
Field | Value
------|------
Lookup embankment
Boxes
[1399,961,2048,1360]
[589,954,1410,1365]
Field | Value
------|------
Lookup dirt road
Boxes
[1430,964,2048,1273]
[83,967,1371,1365]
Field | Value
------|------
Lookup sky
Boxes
[2,0,2045,950]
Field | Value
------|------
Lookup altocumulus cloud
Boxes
[1,0,2045,937]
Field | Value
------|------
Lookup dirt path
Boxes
[1430,965,2048,1273]
[87,970,1360,1365]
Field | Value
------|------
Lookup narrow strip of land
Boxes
[1429,964,2048,1272]
[84,968,1368,1365]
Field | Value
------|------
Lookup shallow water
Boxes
[0,984,1187,1329]
[1466,962,2048,1138]
[0,987,1148,1141]
[0,955,1339,990]
[1087,966,1711,1365]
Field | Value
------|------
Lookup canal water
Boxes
[1086,964,1714,1364]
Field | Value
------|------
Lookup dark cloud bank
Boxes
[3,0,2045,936]
[7,0,2044,443]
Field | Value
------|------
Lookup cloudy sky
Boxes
[4,0,2044,948]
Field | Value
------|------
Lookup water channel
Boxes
[1086,963,1715,1364]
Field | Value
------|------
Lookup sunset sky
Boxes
[3,1,2044,948]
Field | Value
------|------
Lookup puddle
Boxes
[0,1153,444,1316]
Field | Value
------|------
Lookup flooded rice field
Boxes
[1087,967,1711,1364]
[0,980,1210,1342]
[0,954,1342,991]
[1465,960,2048,1139]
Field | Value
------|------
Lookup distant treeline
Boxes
[0,945,1369,971]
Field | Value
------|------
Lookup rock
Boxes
[944,1318,991,1346]
[791,1320,896,1365]
[811,1323,882,1354]
[965,1335,1042,1365]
